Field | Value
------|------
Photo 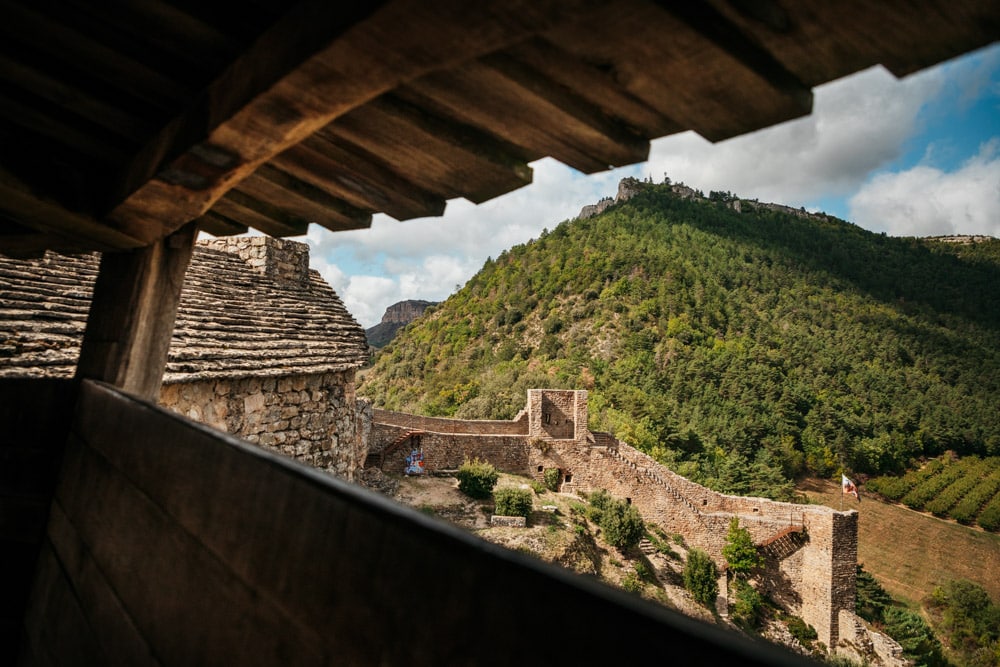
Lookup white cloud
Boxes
[639,65,945,206]
[308,159,636,327]
[301,47,997,328]
[848,139,1000,237]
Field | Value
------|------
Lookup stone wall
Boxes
[368,388,859,649]
[526,389,587,441]
[372,409,528,443]
[159,369,362,480]
[838,610,908,667]
[383,432,529,474]
[200,236,310,286]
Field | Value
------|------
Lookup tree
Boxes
[456,457,499,499]
[598,498,645,551]
[722,517,763,579]
[683,548,719,608]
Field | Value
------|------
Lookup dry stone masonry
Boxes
[371,389,870,653]
[0,236,370,479]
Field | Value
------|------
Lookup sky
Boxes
[301,42,1000,329]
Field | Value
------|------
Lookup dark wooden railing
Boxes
[14,380,817,666]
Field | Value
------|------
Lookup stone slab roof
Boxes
[0,237,368,382]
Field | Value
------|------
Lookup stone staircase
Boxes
[604,445,709,526]
[366,430,424,468]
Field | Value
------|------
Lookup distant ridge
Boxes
[365,300,437,348]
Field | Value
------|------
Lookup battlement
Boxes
[367,389,858,648]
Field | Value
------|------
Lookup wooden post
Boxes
[75,222,197,401]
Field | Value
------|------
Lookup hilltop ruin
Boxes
[368,389,903,664]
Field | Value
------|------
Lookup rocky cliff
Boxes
[365,300,437,348]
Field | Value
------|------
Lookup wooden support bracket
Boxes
[74,222,198,401]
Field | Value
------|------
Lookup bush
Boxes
[598,499,645,550]
[785,615,817,648]
[456,457,499,499]
[977,491,1000,531]
[722,517,763,579]
[585,488,613,523]
[855,565,893,623]
[730,579,764,630]
[543,468,561,492]
[881,607,946,667]
[683,548,719,608]
[494,487,533,518]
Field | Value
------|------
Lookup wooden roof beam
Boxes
[195,212,248,238]
[328,93,534,204]
[542,1,814,143]
[211,191,309,239]
[0,166,146,254]
[272,140,447,222]
[236,164,372,233]
[106,0,611,244]
[503,37,683,140]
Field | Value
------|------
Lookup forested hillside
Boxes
[359,181,1000,500]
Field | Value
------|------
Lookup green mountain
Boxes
[359,179,1000,499]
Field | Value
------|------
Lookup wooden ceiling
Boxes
[0,0,997,258]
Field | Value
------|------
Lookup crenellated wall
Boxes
[368,389,859,649]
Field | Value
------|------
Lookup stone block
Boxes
[490,515,526,528]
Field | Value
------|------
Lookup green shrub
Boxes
[621,571,643,593]
[978,491,1000,532]
[543,468,561,492]
[682,548,719,608]
[952,470,1000,524]
[730,579,764,630]
[585,488,613,523]
[494,487,533,518]
[722,517,763,579]
[855,565,893,623]
[785,615,817,648]
[529,480,546,495]
[599,499,645,550]
[900,460,964,510]
[456,457,499,499]
[881,607,946,667]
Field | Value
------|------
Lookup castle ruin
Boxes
[369,389,878,655]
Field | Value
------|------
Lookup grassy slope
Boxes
[800,477,1000,606]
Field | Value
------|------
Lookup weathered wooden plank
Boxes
[0,1,192,112]
[0,52,153,144]
[62,380,814,666]
[704,0,1000,85]
[107,1,610,240]
[404,57,649,174]
[19,541,110,667]
[195,211,248,238]
[0,166,148,253]
[503,36,683,139]
[54,426,329,666]
[44,500,158,666]
[330,93,534,204]
[74,222,196,400]
[542,1,813,142]
[0,92,132,166]
[273,139,446,221]
[238,164,372,231]
[211,192,309,238]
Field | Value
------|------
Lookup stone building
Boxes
[0,236,370,479]
[371,389,900,662]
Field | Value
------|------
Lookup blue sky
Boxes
[304,43,1000,328]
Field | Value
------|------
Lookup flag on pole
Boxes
[842,474,860,502]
